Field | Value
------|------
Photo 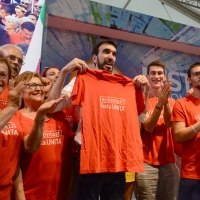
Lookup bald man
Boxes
[0,44,23,79]
[0,44,24,100]
[20,0,32,11]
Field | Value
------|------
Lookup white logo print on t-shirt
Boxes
[100,96,125,111]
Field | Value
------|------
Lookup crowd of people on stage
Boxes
[0,40,200,200]
[0,0,43,48]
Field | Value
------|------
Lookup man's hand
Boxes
[7,81,25,109]
[157,80,171,107]
[61,58,88,74]
[133,75,150,89]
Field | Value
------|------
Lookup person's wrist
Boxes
[157,100,164,107]
[34,116,45,123]
[61,68,70,75]
[164,101,169,106]
[6,104,19,111]
[143,91,149,95]
[35,109,46,119]
[144,85,149,92]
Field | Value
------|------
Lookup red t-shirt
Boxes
[171,95,200,180]
[63,105,79,129]
[141,96,175,165]
[19,112,73,200]
[0,99,24,200]
[71,68,145,174]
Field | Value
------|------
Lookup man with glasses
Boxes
[171,62,200,200]
[33,1,42,16]
[20,0,32,11]
[0,44,23,78]
[0,44,23,100]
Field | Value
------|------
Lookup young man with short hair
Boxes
[171,62,200,200]
[135,60,179,200]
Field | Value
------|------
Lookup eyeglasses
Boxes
[7,55,24,66]
[25,83,44,90]
[34,5,42,8]
[191,71,200,77]
[0,73,8,80]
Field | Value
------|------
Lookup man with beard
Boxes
[50,40,149,200]
[171,62,200,200]
[0,44,23,100]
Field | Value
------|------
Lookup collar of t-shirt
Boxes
[79,68,133,85]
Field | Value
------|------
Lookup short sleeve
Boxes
[171,100,186,123]
[70,74,85,106]
[14,111,26,137]
[169,98,175,109]
[61,77,76,96]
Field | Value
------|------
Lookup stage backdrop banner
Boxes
[41,28,200,99]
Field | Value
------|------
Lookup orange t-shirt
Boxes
[9,32,30,45]
[0,86,8,101]
[141,96,175,165]
[71,68,145,174]
[19,112,73,200]
[171,95,200,180]
[0,99,24,200]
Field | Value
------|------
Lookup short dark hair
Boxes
[188,62,200,77]
[21,21,35,32]
[92,40,117,56]
[147,60,166,75]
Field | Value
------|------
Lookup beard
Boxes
[96,57,113,72]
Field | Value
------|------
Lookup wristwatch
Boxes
[155,104,163,110]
